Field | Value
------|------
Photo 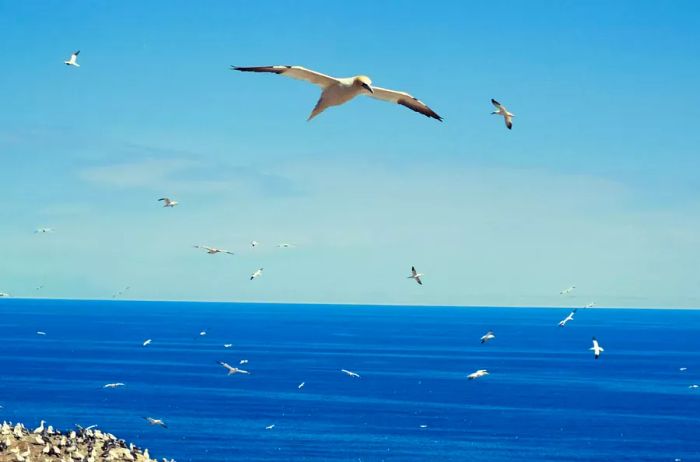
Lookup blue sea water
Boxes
[0,299,698,461]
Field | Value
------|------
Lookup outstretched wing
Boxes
[369,86,442,121]
[232,65,338,88]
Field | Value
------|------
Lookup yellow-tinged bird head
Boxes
[354,75,374,93]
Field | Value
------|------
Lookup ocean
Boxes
[0,299,698,461]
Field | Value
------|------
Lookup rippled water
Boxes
[1,299,698,461]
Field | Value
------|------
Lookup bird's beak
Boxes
[362,83,374,94]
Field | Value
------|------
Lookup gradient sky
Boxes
[1,1,699,307]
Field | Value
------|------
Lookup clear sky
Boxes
[1,1,699,307]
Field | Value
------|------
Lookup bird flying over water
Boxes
[36,331,46,336]
[142,339,152,347]
[64,50,80,67]
[277,242,294,248]
[298,381,305,389]
[232,65,442,121]
[223,344,233,348]
[590,337,604,359]
[250,268,263,280]
[265,424,275,430]
[408,266,423,285]
[558,309,577,327]
[194,245,234,255]
[560,286,576,295]
[217,361,250,375]
[467,369,489,380]
[585,302,595,308]
[34,228,53,234]
[0,292,10,298]
[490,99,514,129]
[103,383,125,389]
[341,369,360,378]
[480,331,495,344]
[158,197,178,207]
[143,417,167,428]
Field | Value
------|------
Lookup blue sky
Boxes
[1,1,699,307]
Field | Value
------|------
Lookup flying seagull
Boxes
[590,337,604,359]
[490,99,514,129]
[142,339,152,347]
[251,240,259,248]
[232,65,442,121]
[408,266,423,285]
[103,383,125,389]
[560,286,576,295]
[341,369,360,378]
[558,309,577,327]
[480,331,495,344]
[239,359,248,365]
[298,381,305,390]
[217,360,250,375]
[36,331,47,336]
[158,197,178,207]
[250,268,263,280]
[467,369,489,380]
[194,245,234,255]
[34,228,53,234]
[265,424,275,430]
[143,417,167,428]
[64,50,80,67]
[224,344,233,348]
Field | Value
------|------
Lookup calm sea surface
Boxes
[0,299,698,461]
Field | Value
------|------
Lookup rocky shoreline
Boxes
[0,421,173,462]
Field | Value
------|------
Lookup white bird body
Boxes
[158,197,178,207]
[251,240,259,248]
[298,381,305,389]
[239,359,248,365]
[490,99,514,129]
[0,292,9,298]
[480,331,495,344]
[585,303,595,308]
[560,286,576,295]
[467,369,489,380]
[232,65,442,121]
[34,227,54,234]
[194,245,234,255]
[33,420,45,434]
[408,266,423,285]
[223,344,233,348]
[558,309,577,327]
[250,268,263,280]
[218,361,250,375]
[64,50,80,67]
[265,424,275,430]
[144,417,167,428]
[36,331,47,336]
[142,339,152,347]
[103,383,125,389]
[590,337,604,359]
[341,369,360,378]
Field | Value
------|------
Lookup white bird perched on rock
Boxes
[480,331,495,344]
[143,417,167,428]
[217,360,250,375]
[142,339,152,347]
[341,369,360,378]
[490,99,514,129]
[560,286,576,295]
[590,337,604,359]
[408,266,423,285]
[64,50,80,67]
[558,309,577,327]
[250,268,263,280]
[158,197,178,207]
[33,420,45,434]
[467,369,489,380]
[232,65,442,121]
[34,227,53,234]
[103,383,125,389]
[194,245,234,255]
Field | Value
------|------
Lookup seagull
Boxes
[490,99,514,129]
[419,424,428,429]
[590,337,604,359]
[158,197,178,207]
[341,369,360,378]
[33,420,45,434]
[265,424,275,430]
[143,417,167,428]
[239,359,248,365]
[558,309,577,327]
[223,344,233,348]
[36,331,47,336]
[467,369,489,380]
[250,268,263,280]
[298,381,305,389]
[64,50,80,67]
[407,266,423,285]
[142,339,152,347]
[232,65,442,121]
[480,331,495,344]
[251,240,259,248]
[103,383,125,389]
[34,228,53,234]
[199,330,207,337]
[217,360,250,375]
[194,245,234,256]
[680,367,688,372]
[560,286,576,295]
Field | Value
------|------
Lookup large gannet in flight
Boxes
[341,369,360,378]
[558,308,577,327]
[408,266,423,285]
[590,337,604,359]
[480,331,496,344]
[158,197,178,207]
[232,65,442,121]
[250,268,263,280]
[103,383,125,389]
[194,245,234,256]
[560,286,576,295]
[34,228,54,234]
[64,50,80,67]
[467,369,489,380]
[490,99,514,129]
[0,292,9,298]
[217,361,250,375]
[143,417,167,428]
